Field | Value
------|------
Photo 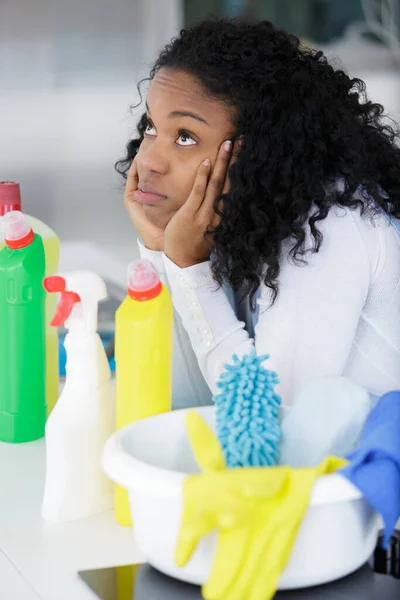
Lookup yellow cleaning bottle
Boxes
[0,181,60,415]
[115,258,173,526]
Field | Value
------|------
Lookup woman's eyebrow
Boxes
[169,110,209,126]
[146,102,209,126]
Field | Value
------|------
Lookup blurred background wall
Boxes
[1,0,399,253]
[0,0,182,254]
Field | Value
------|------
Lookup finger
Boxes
[222,137,242,196]
[203,525,251,600]
[209,212,221,230]
[175,483,218,568]
[250,524,294,600]
[230,504,294,600]
[175,513,214,567]
[125,195,144,223]
[183,159,211,213]
[122,165,148,226]
[124,156,139,202]
[201,140,232,213]
[185,412,226,472]
[228,524,273,600]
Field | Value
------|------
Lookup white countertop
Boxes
[0,436,144,600]
[0,550,41,600]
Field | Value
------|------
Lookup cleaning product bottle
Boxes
[41,271,115,522]
[0,181,60,415]
[0,211,47,442]
[115,258,173,526]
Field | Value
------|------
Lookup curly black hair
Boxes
[116,17,400,307]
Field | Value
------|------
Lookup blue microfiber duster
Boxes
[213,349,282,468]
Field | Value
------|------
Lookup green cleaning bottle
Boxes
[0,181,60,415]
[0,211,46,442]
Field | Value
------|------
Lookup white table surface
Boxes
[0,437,144,600]
[0,549,42,600]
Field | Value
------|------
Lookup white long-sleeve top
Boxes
[139,205,400,408]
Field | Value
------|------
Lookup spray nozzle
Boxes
[127,258,162,301]
[43,271,107,331]
[43,276,81,327]
[43,275,67,294]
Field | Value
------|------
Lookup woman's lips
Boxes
[134,190,167,205]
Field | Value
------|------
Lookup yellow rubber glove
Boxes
[175,411,347,600]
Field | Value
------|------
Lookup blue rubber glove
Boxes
[340,391,400,547]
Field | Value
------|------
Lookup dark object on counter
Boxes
[79,535,400,600]
[374,530,400,579]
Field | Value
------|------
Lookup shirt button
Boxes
[203,339,212,348]
[182,283,191,293]
[193,311,203,321]
[198,326,209,335]
[191,299,198,307]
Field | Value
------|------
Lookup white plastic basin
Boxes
[102,406,380,590]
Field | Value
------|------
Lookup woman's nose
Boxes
[138,141,169,175]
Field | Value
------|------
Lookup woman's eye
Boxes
[145,123,157,136]
[176,132,197,146]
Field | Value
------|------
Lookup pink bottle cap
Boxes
[1,211,34,249]
[127,259,162,301]
[0,181,22,216]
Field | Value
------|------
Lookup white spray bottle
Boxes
[41,271,115,522]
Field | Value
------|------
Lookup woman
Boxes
[116,18,400,408]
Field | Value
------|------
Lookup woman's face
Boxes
[135,68,237,229]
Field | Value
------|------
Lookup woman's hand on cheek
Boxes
[124,156,165,252]
[164,140,235,269]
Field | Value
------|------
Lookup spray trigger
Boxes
[43,276,81,327]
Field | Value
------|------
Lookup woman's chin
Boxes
[143,204,176,229]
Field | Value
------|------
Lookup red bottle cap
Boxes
[0,181,22,216]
